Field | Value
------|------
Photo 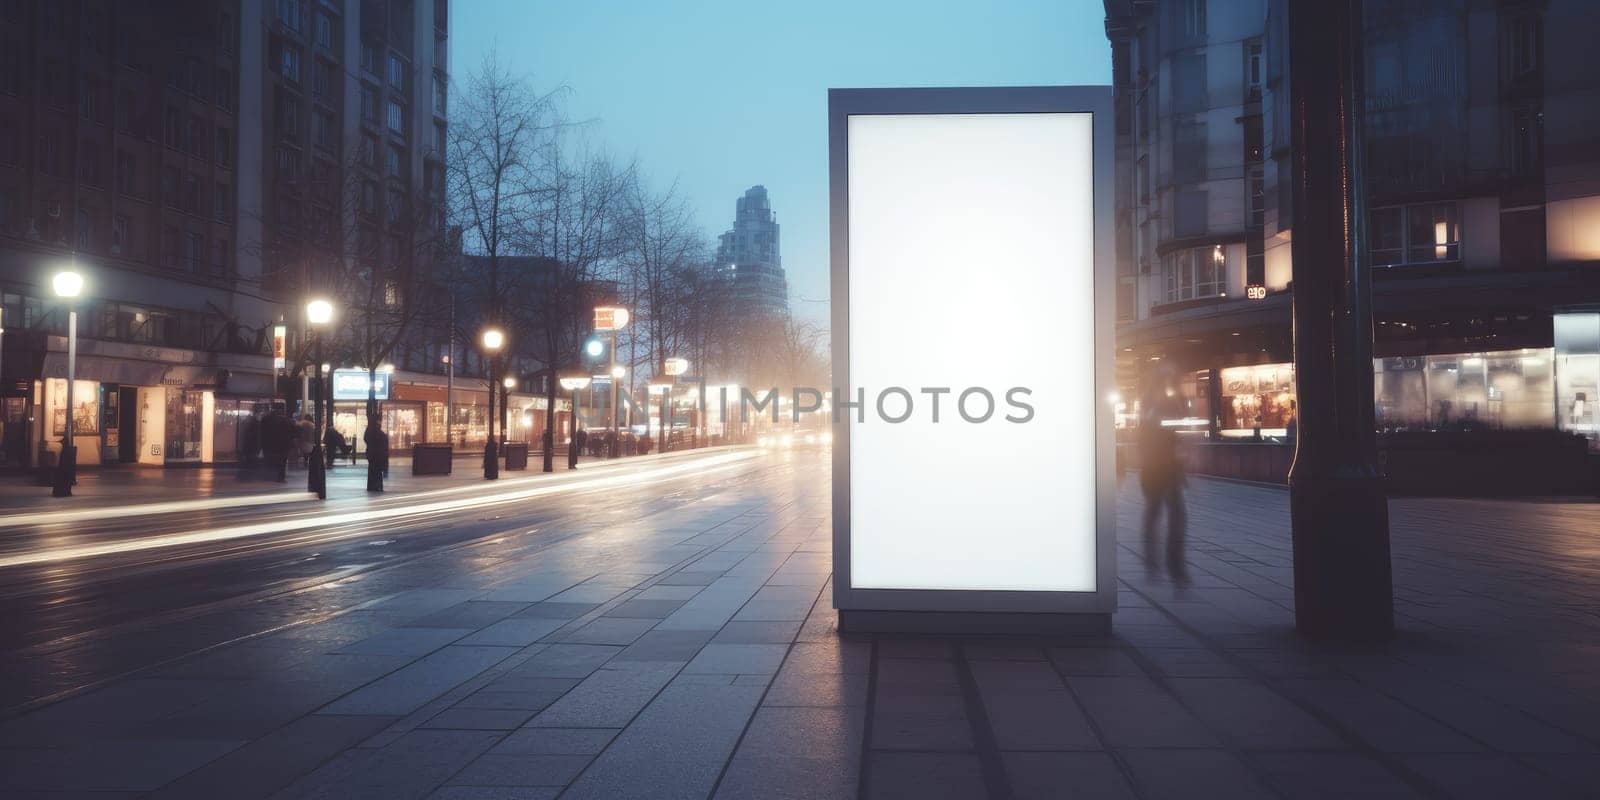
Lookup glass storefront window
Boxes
[1376,348,1555,432]
[1218,363,1295,435]
[1555,312,1600,446]
[165,388,203,461]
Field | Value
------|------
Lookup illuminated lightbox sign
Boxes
[829,87,1115,630]
[332,369,391,401]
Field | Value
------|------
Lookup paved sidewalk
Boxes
[1,465,1597,798]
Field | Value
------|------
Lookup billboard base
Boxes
[839,610,1111,636]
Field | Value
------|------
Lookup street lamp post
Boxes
[481,327,504,480]
[305,298,333,499]
[51,269,83,498]
[502,375,515,447]
[559,374,591,469]
[610,365,625,457]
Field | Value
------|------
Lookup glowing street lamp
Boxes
[559,373,592,469]
[51,269,84,497]
[481,326,505,480]
[305,297,335,499]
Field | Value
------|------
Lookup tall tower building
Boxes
[715,185,788,320]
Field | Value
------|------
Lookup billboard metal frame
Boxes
[828,86,1116,632]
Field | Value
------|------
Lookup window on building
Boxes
[387,145,403,178]
[163,105,181,148]
[1370,203,1461,267]
[281,44,301,82]
[433,73,446,115]
[279,94,300,137]
[276,146,301,178]
[219,9,235,53]
[182,173,200,214]
[276,0,302,32]
[111,214,128,254]
[115,151,137,195]
[315,13,333,48]
[216,70,233,111]
[1508,107,1542,177]
[386,99,404,135]
[77,145,101,186]
[75,206,92,250]
[78,77,99,121]
[361,133,379,167]
[313,109,336,150]
[0,40,19,96]
[361,86,378,124]
[387,53,405,90]
[1171,51,1206,113]
[161,225,179,268]
[387,188,405,224]
[1178,0,1205,41]
[1504,14,1540,78]
[214,182,230,220]
[313,60,334,98]
[187,115,206,157]
[361,180,377,215]
[213,237,231,274]
[1161,245,1226,304]
[1172,118,1206,184]
[184,231,204,271]
[360,41,378,74]
[215,127,232,167]
[1245,40,1263,101]
[434,122,446,153]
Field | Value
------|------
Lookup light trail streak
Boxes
[0,451,760,569]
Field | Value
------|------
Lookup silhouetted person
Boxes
[571,427,587,469]
[237,409,260,480]
[261,405,292,482]
[324,425,341,469]
[364,418,389,492]
[294,414,315,467]
[1139,373,1189,585]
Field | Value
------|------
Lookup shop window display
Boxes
[1554,312,1600,446]
[1376,349,1555,432]
[1218,363,1295,436]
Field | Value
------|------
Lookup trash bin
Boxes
[504,441,529,470]
[412,442,453,475]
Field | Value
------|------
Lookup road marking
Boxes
[0,451,760,569]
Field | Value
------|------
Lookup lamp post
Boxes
[305,298,333,499]
[609,365,625,457]
[51,269,83,497]
[481,327,504,480]
[502,375,515,447]
[559,374,591,469]
[649,377,674,453]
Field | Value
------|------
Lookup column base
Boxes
[1289,472,1394,641]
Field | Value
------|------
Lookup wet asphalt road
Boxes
[0,447,811,713]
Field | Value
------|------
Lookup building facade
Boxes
[0,0,450,472]
[1104,0,1600,447]
[715,185,788,321]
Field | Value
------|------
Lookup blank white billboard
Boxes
[846,111,1098,593]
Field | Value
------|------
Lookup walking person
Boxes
[363,417,389,492]
[294,414,315,468]
[261,404,292,482]
[1139,369,1189,585]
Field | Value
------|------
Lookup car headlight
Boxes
[821,432,833,444]
[758,436,771,448]
[779,434,794,447]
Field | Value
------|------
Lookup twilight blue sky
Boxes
[450,0,1111,322]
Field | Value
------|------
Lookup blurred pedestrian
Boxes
[295,414,315,467]
[1139,369,1189,585]
[261,404,291,482]
[363,417,389,492]
[324,424,340,469]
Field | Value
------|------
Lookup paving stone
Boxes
[764,669,870,707]
[713,619,804,644]
[152,714,397,799]
[1139,646,1248,677]
[1251,752,1423,799]
[511,602,602,619]
[864,752,986,800]
[320,646,521,716]
[1277,678,1483,753]
[337,627,474,657]
[490,728,620,756]
[1048,647,1145,676]
[455,684,574,711]
[1405,754,1573,799]
[970,661,1101,751]
[562,679,766,799]
[504,645,620,679]
[444,754,592,787]
[684,643,789,675]
[1120,749,1276,800]
[1002,752,1137,800]
[457,618,566,648]
[1168,678,1344,750]
[603,598,691,619]
[560,617,659,646]
[0,737,245,793]
[612,629,717,662]
[526,662,681,728]
[270,729,501,800]
[1068,675,1220,748]
[426,787,560,800]
[405,602,530,629]
[715,706,863,800]
[421,707,536,730]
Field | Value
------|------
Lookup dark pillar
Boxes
[1287,0,1393,640]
